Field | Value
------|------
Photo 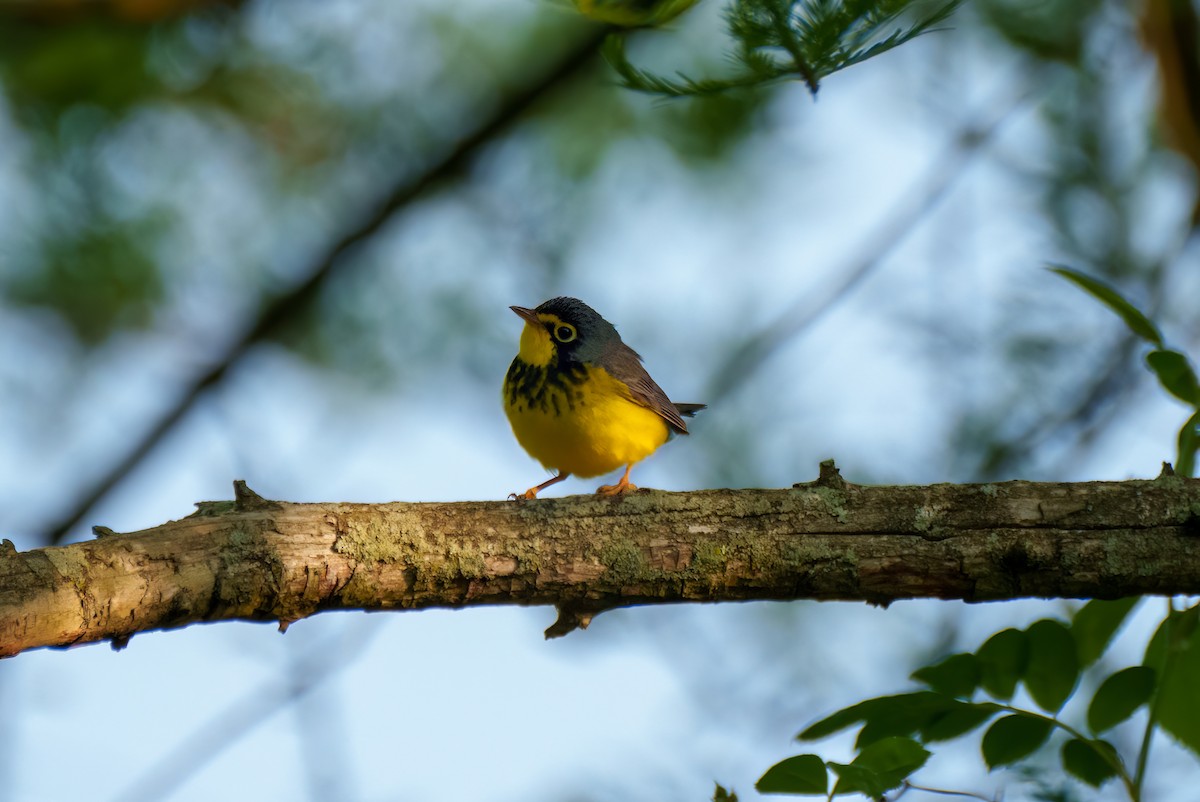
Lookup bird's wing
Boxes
[598,342,693,434]
[672,403,706,418]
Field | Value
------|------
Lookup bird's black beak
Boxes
[510,306,542,327]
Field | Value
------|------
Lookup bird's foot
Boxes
[508,472,569,501]
[596,480,636,496]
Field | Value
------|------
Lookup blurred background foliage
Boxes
[1,0,1199,800]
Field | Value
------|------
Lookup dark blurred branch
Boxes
[7,470,1200,657]
[1141,0,1200,225]
[977,254,1177,480]
[0,0,238,25]
[978,328,1142,479]
[111,620,381,802]
[705,88,1029,403]
[42,25,610,546]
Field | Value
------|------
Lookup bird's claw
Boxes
[596,482,637,497]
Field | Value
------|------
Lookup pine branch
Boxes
[610,0,963,98]
[5,466,1200,657]
[602,34,789,97]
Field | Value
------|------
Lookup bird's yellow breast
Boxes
[503,360,670,479]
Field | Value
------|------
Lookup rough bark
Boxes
[3,465,1199,657]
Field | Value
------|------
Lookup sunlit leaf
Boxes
[981,714,1054,769]
[756,754,827,795]
[1024,619,1079,713]
[1072,598,1140,667]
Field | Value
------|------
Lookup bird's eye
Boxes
[554,324,577,343]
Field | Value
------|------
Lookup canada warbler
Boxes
[503,297,704,500]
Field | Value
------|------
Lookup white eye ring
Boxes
[554,324,577,343]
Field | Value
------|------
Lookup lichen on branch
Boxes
[2,466,1199,658]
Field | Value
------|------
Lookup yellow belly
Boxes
[504,365,670,478]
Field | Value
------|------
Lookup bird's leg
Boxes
[510,472,569,501]
[596,465,637,496]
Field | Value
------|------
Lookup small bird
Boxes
[503,297,704,500]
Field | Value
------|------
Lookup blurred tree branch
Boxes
[113,618,381,802]
[40,24,610,547]
[0,0,237,25]
[1140,0,1200,225]
[705,85,1028,404]
[5,467,1200,657]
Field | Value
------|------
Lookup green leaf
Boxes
[912,653,981,698]
[1145,605,1200,757]
[799,692,946,742]
[1061,738,1120,787]
[1177,409,1200,478]
[1144,605,1198,666]
[1024,619,1079,713]
[756,755,827,795]
[827,763,886,798]
[981,714,1054,769]
[9,219,169,345]
[798,699,877,741]
[1049,266,1162,346]
[1147,350,1200,405]
[919,701,1003,742]
[977,628,1029,700]
[0,22,161,113]
[831,737,930,797]
[713,783,739,802]
[1072,598,1140,667]
[854,735,931,778]
[854,694,956,748]
[1088,666,1155,733]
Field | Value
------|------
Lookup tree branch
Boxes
[5,466,1199,657]
[41,24,610,546]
